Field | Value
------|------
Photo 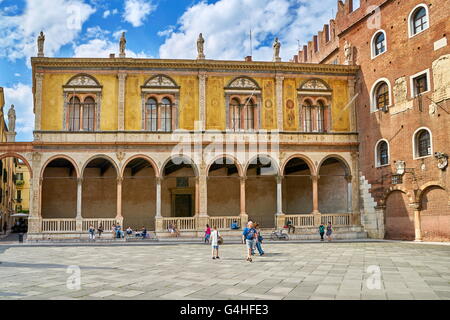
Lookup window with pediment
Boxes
[225,77,261,131]
[63,74,102,131]
[298,79,331,133]
[141,75,179,132]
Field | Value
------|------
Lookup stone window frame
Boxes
[375,139,390,168]
[62,74,102,132]
[370,78,392,113]
[224,76,262,132]
[141,74,180,132]
[370,29,387,59]
[410,68,431,98]
[412,127,433,160]
[408,4,430,38]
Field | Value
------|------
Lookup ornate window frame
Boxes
[297,78,332,133]
[62,74,102,131]
[141,74,180,132]
[224,76,262,132]
[375,139,390,168]
[408,4,429,38]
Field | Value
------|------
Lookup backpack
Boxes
[244,228,256,240]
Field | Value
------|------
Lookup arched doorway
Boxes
[207,157,240,216]
[283,157,313,214]
[42,158,77,219]
[318,157,351,213]
[122,157,157,230]
[385,191,414,240]
[420,187,450,241]
[246,155,278,228]
[82,157,117,219]
[161,156,197,218]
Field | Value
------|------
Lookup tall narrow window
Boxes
[83,97,95,131]
[160,98,172,132]
[304,101,312,132]
[413,7,428,35]
[374,32,386,56]
[68,96,80,131]
[145,98,158,131]
[245,98,255,130]
[230,98,241,131]
[417,130,431,157]
[317,101,325,132]
[377,141,389,166]
[414,74,428,96]
[376,82,389,109]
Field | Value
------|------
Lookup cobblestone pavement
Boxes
[0,242,449,300]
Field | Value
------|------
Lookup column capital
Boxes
[310,175,320,182]
[117,177,123,184]
[155,176,163,184]
[344,175,353,183]
[240,176,247,182]
[117,72,128,80]
[77,177,84,184]
[409,202,421,210]
[35,72,44,81]
[276,175,284,183]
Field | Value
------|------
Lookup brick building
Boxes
[294,0,450,241]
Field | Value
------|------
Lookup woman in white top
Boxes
[210,226,220,260]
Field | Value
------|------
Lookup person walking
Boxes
[204,224,211,244]
[326,221,333,242]
[319,223,325,241]
[242,222,257,262]
[254,223,265,256]
[88,225,96,241]
[210,226,220,260]
[97,224,103,238]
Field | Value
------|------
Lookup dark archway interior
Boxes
[283,158,312,214]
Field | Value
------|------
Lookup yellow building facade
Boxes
[1,55,367,240]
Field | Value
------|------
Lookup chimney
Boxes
[245,56,252,62]
[109,53,115,58]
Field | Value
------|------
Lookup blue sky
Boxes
[0,0,337,141]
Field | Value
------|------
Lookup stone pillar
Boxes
[116,177,123,225]
[410,203,422,242]
[6,132,16,142]
[275,75,284,131]
[118,73,127,131]
[28,153,42,234]
[198,73,207,131]
[374,205,386,239]
[275,176,285,228]
[198,175,208,217]
[240,177,248,227]
[347,78,357,132]
[350,151,361,225]
[76,178,83,232]
[311,175,321,225]
[155,177,163,232]
[34,73,44,132]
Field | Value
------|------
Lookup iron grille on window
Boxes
[374,32,385,56]
[418,130,431,157]
[414,74,427,96]
[379,142,388,166]
[376,82,389,109]
[413,7,428,34]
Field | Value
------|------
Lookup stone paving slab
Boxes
[0,242,449,300]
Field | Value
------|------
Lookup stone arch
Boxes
[418,184,449,241]
[64,73,101,87]
[298,78,331,91]
[384,189,415,240]
[0,153,33,178]
[81,154,120,177]
[417,182,447,204]
[381,186,415,205]
[206,154,243,177]
[160,155,199,178]
[40,154,80,179]
[281,154,316,176]
[121,154,159,178]
[225,76,261,90]
[317,154,351,177]
[245,154,280,177]
[143,74,180,88]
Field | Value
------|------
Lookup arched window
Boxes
[375,82,389,109]
[82,97,95,131]
[160,97,172,132]
[372,30,387,58]
[244,98,255,130]
[409,5,429,37]
[376,140,389,166]
[416,129,431,157]
[317,100,325,132]
[145,98,158,131]
[68,96,81,131]
[230,98,241,131]
[303,100,313,132]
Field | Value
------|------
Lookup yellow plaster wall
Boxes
[283,79,298,131]
[261,79,277,130]
[206,77,225,130]
[42,74,66,130]
[177,75,199,130]
[96,74,118,131]
[125,74,145,131]
[328,79,350,132]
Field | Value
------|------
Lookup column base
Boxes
[275,213,286,229]
[27,217,42,233]
[197,216,209,231]
[155,216,164,232]
[313,211,322,226]
[76,218,83,232]
[239,213,248,229]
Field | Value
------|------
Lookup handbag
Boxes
[218,235,224,245]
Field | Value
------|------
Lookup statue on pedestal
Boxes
[119,32,126,57]
[344,40,353,65]
[8,104,16,133]
[37,31,45,57]
[197,33,205,59]
[273,37,281,62]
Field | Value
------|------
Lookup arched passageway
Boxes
[82,157,117,219]
[385,191,415,240]
[283,157,313,214]
[318,157,351,213]
[420,187,450,241]
[42,158,77,218]
[162,156,197,217]
[207,157,240,216]
[122,158,156,230]
[246,156,278,228]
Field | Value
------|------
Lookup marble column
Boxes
[275,75,284,131]
[155,177,163,232]
[34,73,44,132]
[118,73,127,131]
[312,175,321,226]
[116,177,123,224]
[76,178,83,232]
[347,78,357,132]
[276,176,283,215]
[198,73,207,131]
[240,177,248,228]
[411,203,422,241]
[28,153,42,234]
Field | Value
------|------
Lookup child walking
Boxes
[326,221,333,242]
[319,223,325,241]
[254,224,265,256]
[210,226,220,260]
[204,224,211,244]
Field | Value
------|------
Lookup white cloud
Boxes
[103,8,118,18]
[73,38,148,58]
[3,83,34,141]
[85,26,110,40]
[123,0,156,27]
[158,0,336,61]
[0,0,95,64]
